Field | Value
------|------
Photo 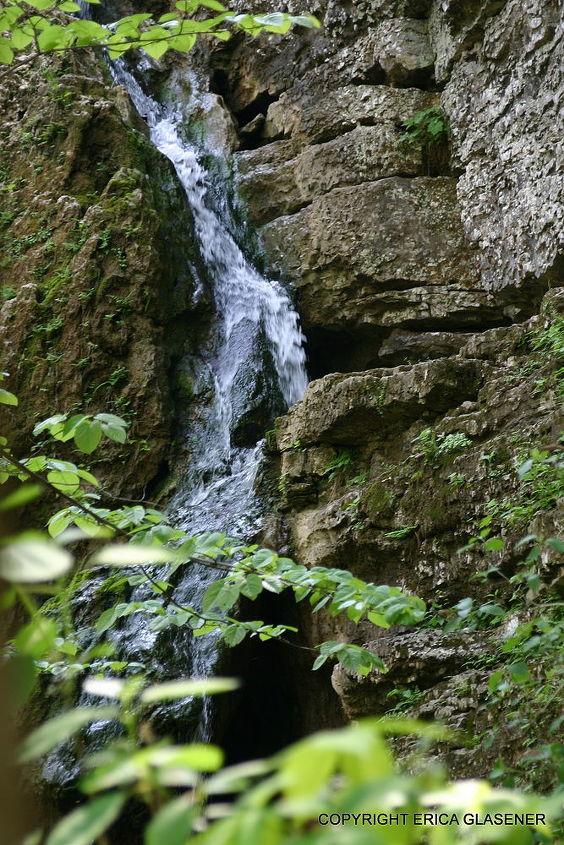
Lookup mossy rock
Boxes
[177,371,194,400]
[362,481,393,521]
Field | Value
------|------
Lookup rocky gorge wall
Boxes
[0,51,211,498]
[208,0,563,779]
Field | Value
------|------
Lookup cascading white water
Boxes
[106,60,308,738]
[112,62,306,530]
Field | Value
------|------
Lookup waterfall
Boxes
[104,59,308,738]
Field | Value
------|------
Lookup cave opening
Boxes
[213,589,344,765]
[306,326,387,378]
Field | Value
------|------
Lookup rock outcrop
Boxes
[213,0,563,378]
[0,53,209,495]
[1,0,561,789]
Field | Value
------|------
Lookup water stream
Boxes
[44,35,308,795]
[106,59,308,738]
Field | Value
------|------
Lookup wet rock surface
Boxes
[0,53,209,496]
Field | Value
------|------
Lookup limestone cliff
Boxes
[1,0,562,790]
[209,0,563,781]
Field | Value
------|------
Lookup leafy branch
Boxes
[0,0,320,78]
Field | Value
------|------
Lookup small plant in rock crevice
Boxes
[322,448,354,480]
[386,686,426,715]
[399,106,448,147]
[399,105,450,175]
[411,428,473,468]
[383,524,419,540]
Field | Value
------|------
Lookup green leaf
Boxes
[488,669,504,693]
[74,420,102,454]
[483,537,504,551]
[197,0,226,9]
[37,24,69,51]
[253,12,285,26]
[367,611,390,628]
[239,573,262,600]
[47,470,80,494]
[508,661,531,683]
[22,831,42,845]
[91,543,179,567]
[222,624,246,647]
[47,510,74,538]
[33,414,66,437]
[152,744,224,777]
[6,654,37,708]
[15,616,57,659]
[140,39,170,60]
[546,537,564,554]
[0,484,43,510]
[45,791,126,845]
[94,413,127,426]
[0,539,73,582]
[291,14,320,28]
[203,580,240,612]
[101,423,126,444]
[19,705,118,762]
[76,469,99,487]
[0,387,18,404]
[167,33,196,52]
[141,677,239,704]
[145,796,193,845]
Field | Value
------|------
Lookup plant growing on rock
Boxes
[411,428,472,468]
[399,105,448,146]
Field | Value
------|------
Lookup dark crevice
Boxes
[350,63,387,86]
[212,591,344,764]
[211,69,277,123]
[235,90,279,129]
[306,326,389,378]
[304,283,552,376]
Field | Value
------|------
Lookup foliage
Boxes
[18,697,561,845]
[323,448,353,480]
[423,439,564,793]
[411,428,472,468]
[459,445,564,542]
[399,105,448,146]
[0,0,320,71]
[2,394,563,842]
[1,394,426,679]
[383,524,418,540]
[530,312,564,359]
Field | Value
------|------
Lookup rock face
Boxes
[0,53,210,495]
[269,289,563,780]
[211,0,563,778]
[214,0,562,377]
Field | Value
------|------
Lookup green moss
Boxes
[41,267,71,305]
[177,372,194,400]
[41,567,94,615]
[95,571,130,599]
[362,481,392,519]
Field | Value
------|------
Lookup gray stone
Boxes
[331,629,493,719]
[374,18,435,85]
